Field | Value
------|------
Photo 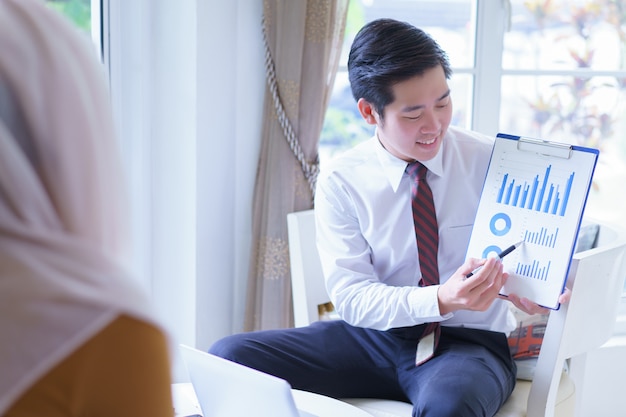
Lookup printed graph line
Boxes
[496,165,574,217]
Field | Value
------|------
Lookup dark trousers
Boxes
[209,320,517,417]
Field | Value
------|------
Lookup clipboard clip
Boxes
[517,136,572,159]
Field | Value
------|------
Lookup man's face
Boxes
[358,65,453,162]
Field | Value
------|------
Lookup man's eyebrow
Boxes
[400,89,451,113]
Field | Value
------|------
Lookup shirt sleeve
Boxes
[314,171,451,331]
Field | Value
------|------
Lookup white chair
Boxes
[287,209,626,417]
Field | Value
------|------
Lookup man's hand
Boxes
[503,288,572,315]
[437,257,508,315]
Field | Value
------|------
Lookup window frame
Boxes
[90,0,102,60]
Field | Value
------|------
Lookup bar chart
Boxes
[496,165,575,217]
[516,259,552,281]
[523,226,559,249]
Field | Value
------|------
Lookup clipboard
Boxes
[465,133,599,309]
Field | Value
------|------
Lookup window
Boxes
[321,0,626,292]
[44,0,91,31]
[500,0,626,244]
[44,0,101,56]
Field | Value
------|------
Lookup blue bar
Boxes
[553,228,559,248]
[521,184,529,207]
[560,172,575,216]
[512,184,521,206]
[497,174,508,204]
[551,190,560,215]
[535,165,551,211]
[528,176,539,209]
[543,185,554,213]
[505,180,514,204]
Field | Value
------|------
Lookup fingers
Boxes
[466,258,505,310]
[461,257,491,279]
[465,257,504,290]
[558,288,572,304]
[504,293,550,315]
[504,287,571,315]
[438,257,506,314]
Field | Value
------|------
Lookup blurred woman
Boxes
[0,0,173,415]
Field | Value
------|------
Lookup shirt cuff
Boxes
[407,285,453,323]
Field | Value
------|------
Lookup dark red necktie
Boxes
[406,161,440,365]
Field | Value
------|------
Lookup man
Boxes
[211,18,553,416]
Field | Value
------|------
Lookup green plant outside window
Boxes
[44,0,91,32]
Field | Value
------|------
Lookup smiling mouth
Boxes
[416,137,437,145]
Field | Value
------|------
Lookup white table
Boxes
[172,383,373,417]
[172,383,202,416]
[292,389,374,417]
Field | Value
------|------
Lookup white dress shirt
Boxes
[314,125,517,333]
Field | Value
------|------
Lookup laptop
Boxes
[179,344,317,417]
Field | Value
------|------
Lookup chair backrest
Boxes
[287,209,626,416]
[528,220,626,417]
[287,209,330,328]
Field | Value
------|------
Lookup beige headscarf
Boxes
[0,0,163,412]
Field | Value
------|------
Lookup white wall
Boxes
[195,0,265,350]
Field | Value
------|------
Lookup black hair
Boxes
[347,18,452,119]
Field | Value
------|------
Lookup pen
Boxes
[465,240,524,279]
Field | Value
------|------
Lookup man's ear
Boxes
[357,98,379,125]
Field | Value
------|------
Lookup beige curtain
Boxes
[244,0,348,331]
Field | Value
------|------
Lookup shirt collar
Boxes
[372,130,446,192]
